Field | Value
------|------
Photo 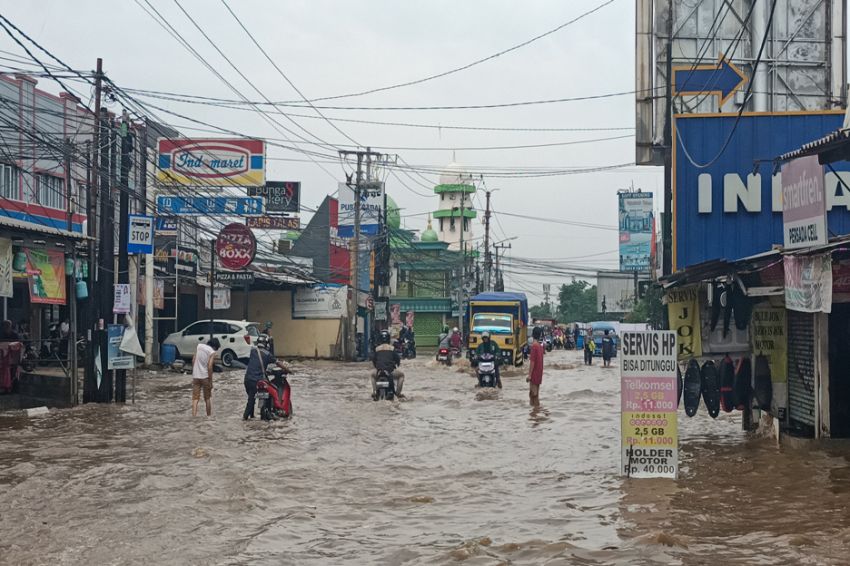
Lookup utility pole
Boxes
[115,113,132,403]
[84,59,102,404]
[338,148,389,360]
[209,238,216,341]
[483,190,492,291]
[662,35,673,276]
[494,241,512,292]
[141,119,155,367]
[95,107,113,403]
[64,138,78,405]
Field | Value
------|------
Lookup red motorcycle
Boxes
[256,363,293,420]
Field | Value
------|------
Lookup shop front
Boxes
[0,216,90,409]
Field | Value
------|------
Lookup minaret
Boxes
[433,162,476,251]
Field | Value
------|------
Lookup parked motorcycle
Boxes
[256,362,293,420]
[475,352,498,388]
[373,368,397,401]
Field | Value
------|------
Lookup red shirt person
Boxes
[528,326,545,406]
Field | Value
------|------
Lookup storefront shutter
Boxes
[414,313,443,348]
[788,311,816,435]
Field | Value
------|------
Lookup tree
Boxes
[530,303,553,320]
[624,283,666,329]
[557,280,599,322]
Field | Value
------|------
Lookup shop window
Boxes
[0,163,19,200]
[35,174,64,210]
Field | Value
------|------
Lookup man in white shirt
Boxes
[191,338,220,417]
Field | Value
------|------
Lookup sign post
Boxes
[620,331,678,479]
[127,214,154,255]
[781,155,827,250]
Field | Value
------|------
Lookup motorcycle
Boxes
[395,338,416,359]
[544,336,553,352]
[475,352,498,388]
[256,363,293,420]
[373,368,396,401]
[436,346,451,366]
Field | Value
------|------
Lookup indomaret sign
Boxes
[620,331,678,479]
[781,155,827,250]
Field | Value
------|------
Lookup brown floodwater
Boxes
[1,349,850,565]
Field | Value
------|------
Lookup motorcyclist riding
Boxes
[371,330,405,400]
[243,334,276,420]
[474,330,502,388]
[449,327,462,351]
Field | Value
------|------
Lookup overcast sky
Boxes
[1,0,663,303]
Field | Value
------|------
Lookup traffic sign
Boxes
[156,196,264,215]
[672,55,747,105]
[127,214,154,254]
[214,271,255,284]
[246,216,300,230]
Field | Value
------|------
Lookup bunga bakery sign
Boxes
[157,138,265,187]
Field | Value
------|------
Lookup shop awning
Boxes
[777,127,850,164]
[390,298,452,312]
[660,250,781,290]
[0,215,91,241]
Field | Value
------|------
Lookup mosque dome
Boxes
[421,215,439,242]
[438,161,473,186]
[386,195,401,230]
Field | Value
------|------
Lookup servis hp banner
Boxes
[157,138,265,187]
[620,331,678,479]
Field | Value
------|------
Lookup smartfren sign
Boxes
[781,155,826,249]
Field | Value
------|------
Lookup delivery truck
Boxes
[466,292,529,366]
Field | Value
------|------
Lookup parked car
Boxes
[163,319,261,367]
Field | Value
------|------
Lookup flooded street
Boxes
[2,349,850,565]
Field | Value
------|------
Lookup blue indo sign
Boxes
[618,191,654,272]
[156,196,264,216]
[674,112,850,270]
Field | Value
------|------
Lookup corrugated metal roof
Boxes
[0,215,91,240]
[778,127,850,162]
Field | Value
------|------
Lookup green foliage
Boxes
[530,303,554,320]
[557,280,601,323]
[624,283,666,329]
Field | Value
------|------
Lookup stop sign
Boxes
[215,223,256,271]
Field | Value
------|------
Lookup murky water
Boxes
[2,349,850,565]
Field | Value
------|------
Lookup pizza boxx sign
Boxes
[216,223,256,271]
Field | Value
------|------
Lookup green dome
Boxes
[386,195,401,230]
[421,216,439,242]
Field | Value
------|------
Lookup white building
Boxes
[432,162,476,251]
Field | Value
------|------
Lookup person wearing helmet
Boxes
[449,326,463,351]
[474,331,503,388]
[371,330,404,399]
[243,334,276,420]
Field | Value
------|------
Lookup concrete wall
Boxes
[222,289,342,359]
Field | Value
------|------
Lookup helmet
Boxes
[379,330,391,344]
[256,335,270,349]
[453,327,459,333]
[482,331,490,340]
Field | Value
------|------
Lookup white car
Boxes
[163,319,261,367]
